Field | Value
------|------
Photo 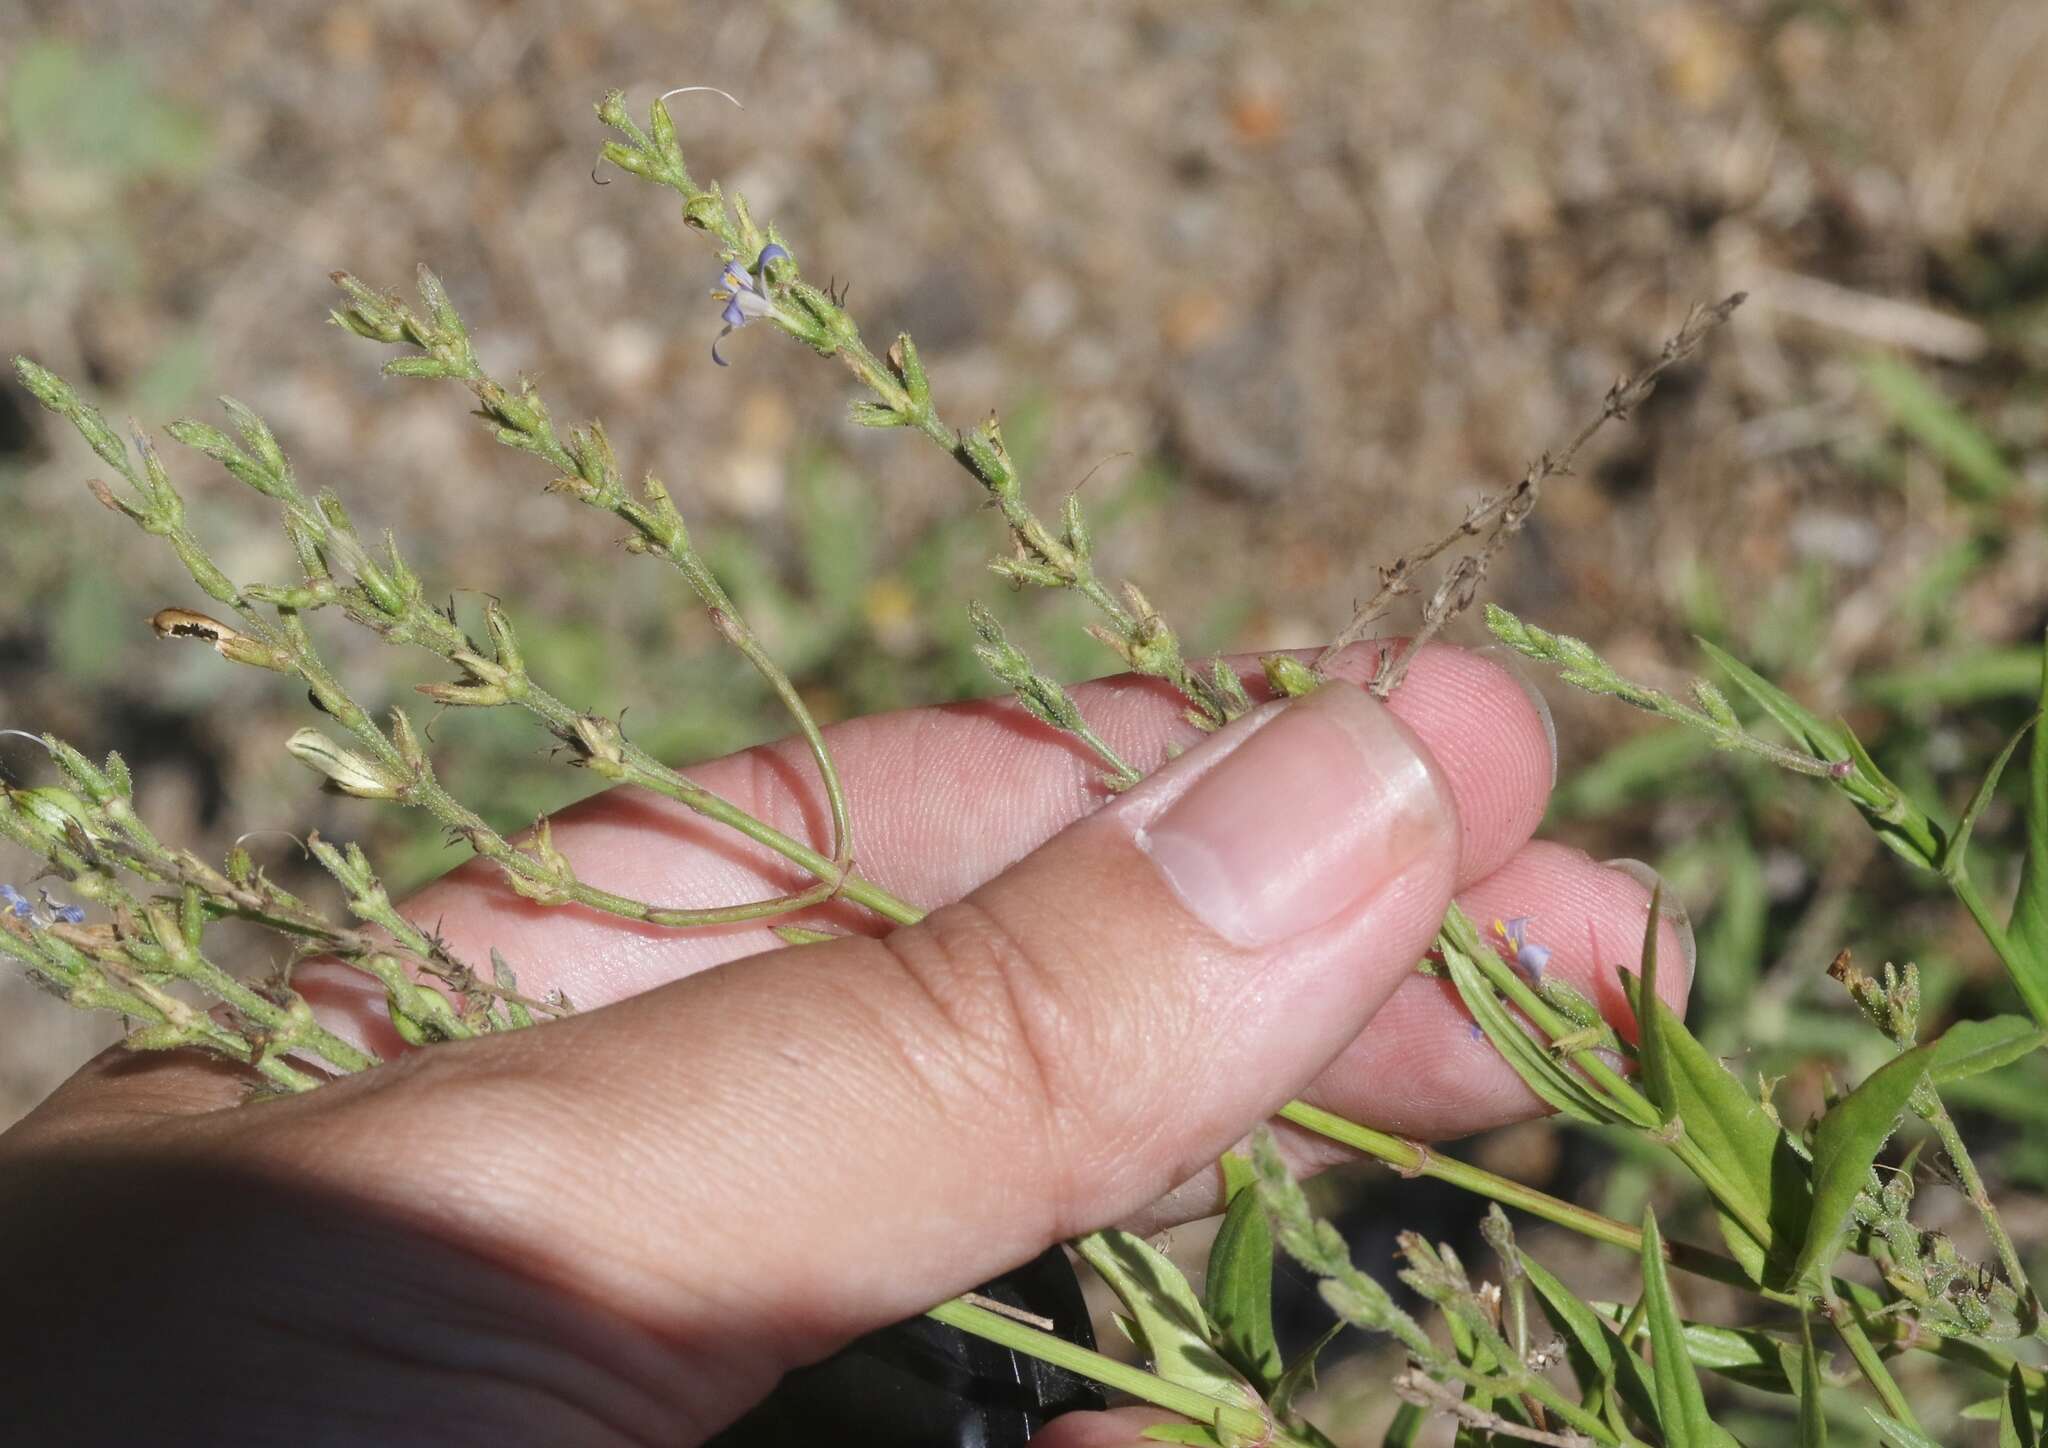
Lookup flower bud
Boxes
[285,730,405,800]
[1261,653,1318,699]
[149,608,289,672]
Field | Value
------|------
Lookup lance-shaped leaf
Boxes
[2012,636,2048,991]
[1627,896,1812,1285]
[1204,1154,1282,1392]
[1698,641,1944,868]
[1942,713,2036,890]
[1927,1015,2048,1085]
[2004,1364,2041,1448]
[1641,1208,1724,1446]
[1696,639,1847,760]
[1792,1043,1935,1289]
[1441,921,1611,1126]
[1520,1251,1656,1424]
[1074,1229,1261,1412]
[1672,1321,1801,1396]
[1868,1412,1944,1448]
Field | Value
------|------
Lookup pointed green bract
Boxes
[1793,1043,1935,1289]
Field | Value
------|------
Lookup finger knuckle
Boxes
[876,898,1102,1213]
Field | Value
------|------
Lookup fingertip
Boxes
[1598,857,1696,1010]
[1301,841,1700,1139]
[1319,641,1556,885]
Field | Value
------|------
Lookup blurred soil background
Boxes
[5,0,2048,1438]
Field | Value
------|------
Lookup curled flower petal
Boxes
[1492,915,1549,980]
[0,884,31,920]
[707,245,792,368]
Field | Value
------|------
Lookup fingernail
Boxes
[1602,858,1696,975]
[1136,685,1455,946]
[1476,643,1557,786]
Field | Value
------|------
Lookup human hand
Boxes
[0,643,1690,1445]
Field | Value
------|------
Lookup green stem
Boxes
[1920,1085,2033,1314]
[927,1298,1313,1446]
[1277,1102,1768,1298]
[1828,1293,1922,1432]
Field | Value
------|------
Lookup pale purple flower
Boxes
[39,890,85,926]
[1492,915,1551,979]
[711,244,791,366]
[1,883,85,927]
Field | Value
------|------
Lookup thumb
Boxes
[252,684,1460,1407]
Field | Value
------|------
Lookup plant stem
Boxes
[1951,870,2048,1029]
[1919,1083,2034,1315]
[1827,1292,1922,1432]
[927,1298,1315,1446]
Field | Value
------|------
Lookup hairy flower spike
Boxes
[710,244,791,366]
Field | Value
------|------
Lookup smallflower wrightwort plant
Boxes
[6,88,2048,1446]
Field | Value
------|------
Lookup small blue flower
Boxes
[39,890,85,926]
[1492,915,1551,980]
[710,244,791,366]
[1,883,86,928]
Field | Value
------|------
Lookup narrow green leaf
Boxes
[1443,928,1610,1125]
[1625,921,1812,1285]
[1697,639,1844,760]
[1074,1230,1261,1410]
[2004,1364,2040,1448]
[1867,1410,1944,1448]
[1204,1165,1282,1391]
[1379,1400,1426,1447]
[1141,1426,1224,1446]
[1799,1314,1828,1447]
[1521,1251,1657,1424]
[2012,634,2048,973]
[1927,1015,2048,1085]
[1677,1321,1799,1395]
[1641,1208,1717,1446]
[1943,713,2036,882]
[1793,1044,1935,1288]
